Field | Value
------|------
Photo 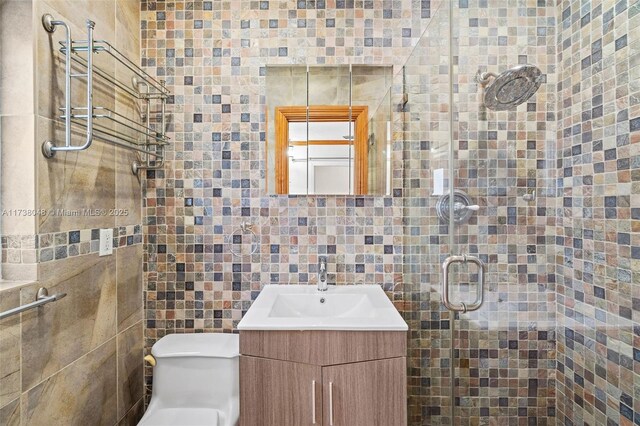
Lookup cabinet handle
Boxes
[311,380,316,424]
[329,381,334,425]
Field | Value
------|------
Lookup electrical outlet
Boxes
[99,228,113,256]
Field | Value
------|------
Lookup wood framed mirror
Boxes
[273,105,369,195]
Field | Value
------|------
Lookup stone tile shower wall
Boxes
[555,0,640,424]
[140,1,562,423]
[140,0,438,394]
[402,1,558,424]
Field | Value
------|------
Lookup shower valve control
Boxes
[454,203,480,212]
[436,190,479,224]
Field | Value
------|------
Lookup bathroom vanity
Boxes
[237,285,408,426]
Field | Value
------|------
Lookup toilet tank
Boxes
[150,333,239,415]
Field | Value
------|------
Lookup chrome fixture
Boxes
[441,254,485,314]
[318,256,328,291]
[523,190,536,202]
[476,64,543,110]
[0,287,67,320]
[441,253,486,426]
[41,14,170,175]
[227,221,259,257]
[436,190,480,224]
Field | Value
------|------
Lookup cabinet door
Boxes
[240,356,322,426]
[322,357,406,426]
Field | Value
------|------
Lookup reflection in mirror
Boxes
[265,65,392,195]
[288,121,354,194]
[275,106,368,195]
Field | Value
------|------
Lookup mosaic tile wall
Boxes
[555,0,640,424]
[1,225,142,265]
[139,0,565,423]
[402,1,558,424]
[140,0,439,397]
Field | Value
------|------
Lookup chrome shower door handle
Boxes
[441,255,485,313]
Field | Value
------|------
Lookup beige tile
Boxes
[117,244,142,332]
[114,0,144,227]
[21,253,116,390]
[117,321,143,420]
[0,398,20,426]
[117,398,144,426]
[21,338,117,426]
[0,263,38,284]
[0,0,34,116]
[0,115,37,235]
[0,288,21,408]
[36,115,116,233]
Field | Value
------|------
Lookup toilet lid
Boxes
[138,408,220,426]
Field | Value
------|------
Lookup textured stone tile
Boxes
[117,398,144,426]
[0,0,34,116]
[117,244,143,332]
[21,339,117,426]
[0,287,21,408]
[114,0,143,228]
[21,253,116,390]
[0,398,20,426]
[117,321,143,420]
[36,115,117,234]
[0,115,37,237]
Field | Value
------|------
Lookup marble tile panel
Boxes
[117,321,143,420]
[0,287,21,408]
[0,0,34,116]
[0,115,37,236]
[21,253,116,390]
[117,398,144,426]
[0,398,19,426]
[21,338,117,426]
[117,244,143,332]
[36,115,116,233]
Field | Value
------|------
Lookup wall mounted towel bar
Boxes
[41,14,169,175]
[0,287,67,320]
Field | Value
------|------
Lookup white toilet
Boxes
[138,333,240,426]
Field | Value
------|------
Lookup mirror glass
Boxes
[265,65,392,195]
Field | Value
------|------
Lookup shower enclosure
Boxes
[399,1,558,424]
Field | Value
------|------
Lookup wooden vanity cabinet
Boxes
[239,330,407,426]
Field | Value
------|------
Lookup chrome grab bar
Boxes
[0,287,67,320]
[441,254,485,313]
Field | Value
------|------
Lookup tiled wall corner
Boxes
[555,0,640,424]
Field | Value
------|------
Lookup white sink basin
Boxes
[238,285,408,331]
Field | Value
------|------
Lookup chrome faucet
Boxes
[318,256,328,291]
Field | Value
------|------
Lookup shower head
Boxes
[476,65,543,111]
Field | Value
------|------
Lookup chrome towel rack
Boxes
[40,14,170,175]
[227,221,259,257]
[0,287,67,320]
